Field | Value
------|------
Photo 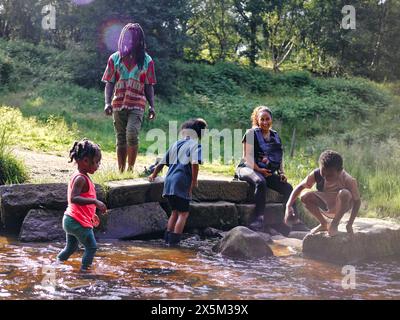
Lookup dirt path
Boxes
[12,148,231,183]
[12,148,118,183]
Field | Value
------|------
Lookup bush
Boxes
[0,54,13,86]
[0,118,28,185]
[0,153,28,185]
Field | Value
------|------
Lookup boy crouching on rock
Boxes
[284,150,361,236]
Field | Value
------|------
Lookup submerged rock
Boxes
[202,227,224,238]
[214,226,273,260]
[288,231,309,240]
[302,218,400,264]
[19,209,64,242]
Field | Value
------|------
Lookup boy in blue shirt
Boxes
[149,118,207,246]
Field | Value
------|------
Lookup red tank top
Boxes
[65,172,97,228]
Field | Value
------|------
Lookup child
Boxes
[57,139,107,273]
[148,118,207,246]
[285,150,361,236]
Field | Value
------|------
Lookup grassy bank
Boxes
[1,39,399,219]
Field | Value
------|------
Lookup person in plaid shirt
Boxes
[102,23,157,172]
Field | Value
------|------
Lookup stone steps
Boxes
[1,178,287,239]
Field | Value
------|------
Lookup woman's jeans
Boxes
[57,215,97,270]
[237,167,297,222]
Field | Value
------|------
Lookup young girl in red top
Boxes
[57,139,107,273]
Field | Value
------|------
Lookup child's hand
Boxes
[148,174,157,182]
[262,157,268,163]
[284,206,295,225]
[346,223,354,235]
[95,200,107,213]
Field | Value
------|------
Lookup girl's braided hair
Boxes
[118,23,146,70]
[69,139,101,163]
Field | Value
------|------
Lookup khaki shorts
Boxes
[313,190,354,219]
[113,108,144,147]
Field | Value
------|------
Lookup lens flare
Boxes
[99,20,125,52]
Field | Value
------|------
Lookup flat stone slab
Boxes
[0,183,105,233]
[187,201,238,230]
[105,178,165,209]
[192,180,248,203]
[236,203,285,226]
[302,218,400,264]
[19,209,64,242]
[246,186,284,203]
[96,202,168,240]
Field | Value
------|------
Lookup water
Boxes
[0,236,399,300]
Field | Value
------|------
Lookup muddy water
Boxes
[0,236,399,300]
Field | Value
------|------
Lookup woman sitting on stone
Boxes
[236,106,307,235]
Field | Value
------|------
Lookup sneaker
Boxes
[168,232,182,246]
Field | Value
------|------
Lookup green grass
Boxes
[0,108,28,184]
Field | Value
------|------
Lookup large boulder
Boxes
[302,218,400,264]
[186,201,238,230]
[19,209,64,242]
[96,202,168,240]
[0,183,105,233]
[214,226,273,259]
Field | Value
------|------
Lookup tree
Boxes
[233,0,265,66]
[186,0,240,63]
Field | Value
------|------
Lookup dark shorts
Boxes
[166,195,190,212]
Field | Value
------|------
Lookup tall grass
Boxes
[0,110,28,184]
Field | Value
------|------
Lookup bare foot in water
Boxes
[310,224,328,234]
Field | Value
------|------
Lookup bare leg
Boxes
[301,192,329,234]
[328,189,353,236]
[167,211,179,232]
[174,212,189,234]
[117,145,127,172]
[127,145,138,172]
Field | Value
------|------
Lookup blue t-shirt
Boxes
[161,137,203,200]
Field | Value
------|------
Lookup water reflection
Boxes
[0,236,399,300]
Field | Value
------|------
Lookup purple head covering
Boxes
[118,23,145,59]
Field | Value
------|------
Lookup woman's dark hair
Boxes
[319,150,343,171]
[181,118,208,139]
[69,139,101,163]
[118,23,146,70]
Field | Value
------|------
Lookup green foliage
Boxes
[0,53,13,86]
[0,110,28,184]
